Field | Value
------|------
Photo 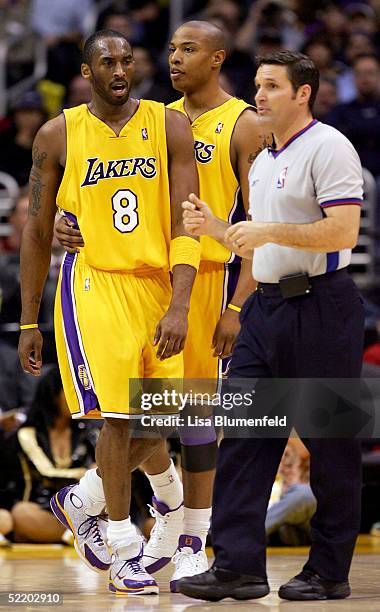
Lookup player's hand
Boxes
[153,306,188,360]
[212,308,240,358]
[18,329,43,376]
[225,221,268,256]
[55,216,84,253]
[182,193,216,236]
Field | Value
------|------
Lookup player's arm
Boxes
[228,108,268,302]
[18,116,65,375]
[212,110,266,358]
[153,108,200,360]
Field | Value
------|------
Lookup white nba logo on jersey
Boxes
[276,166,288,189]
[215,122,223,134]
[142,128,148,140]
[84,278,90,291]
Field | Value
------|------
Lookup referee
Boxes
[180,51,365,602]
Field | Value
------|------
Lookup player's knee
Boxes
[181,440,218,472]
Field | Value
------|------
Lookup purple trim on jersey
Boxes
[225,261,241,306]
[61,249,99,414]
[64,211,79,228]
[269,119,318,158]
[221,262,241,374]
[326,251,339,273]
[228,189,245,264]
[320,198,362,208]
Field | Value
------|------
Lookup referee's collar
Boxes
[268,119,318,158]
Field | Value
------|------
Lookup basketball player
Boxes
[54,21,267,590]
[18,30,200,596]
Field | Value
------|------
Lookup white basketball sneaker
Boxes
[50,484,111,572]
[170,535,209,593]
[142,497,183,573]
[109,544,159,596]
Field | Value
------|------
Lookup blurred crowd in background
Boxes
[0,0,380,548]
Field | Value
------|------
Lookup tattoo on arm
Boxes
[247,136,272,164]
[29,168,45,217]
[33,146,47,169]
[248,148,264,164]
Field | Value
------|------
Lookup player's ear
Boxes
[81,63,91,80]
[213,49,226,68]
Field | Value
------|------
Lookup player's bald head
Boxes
[174,20,226,52]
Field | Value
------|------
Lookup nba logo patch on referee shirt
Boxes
[276,166,288,189]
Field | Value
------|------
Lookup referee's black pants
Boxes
[212,269,364,582]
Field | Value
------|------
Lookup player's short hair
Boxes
[177,20,227,52]
[257,50,319,111]
[82,29,131,66]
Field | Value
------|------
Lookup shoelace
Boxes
[126,558,146,576]
[112,557,145,579]
[78,516,104,545]
[172,548,203,571]
[147,505,168,545]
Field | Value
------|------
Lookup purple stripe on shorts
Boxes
[61,248,99,414]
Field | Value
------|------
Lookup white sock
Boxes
[183,507,211,549]
[107,517,142,556]
[145,459,183,510]
[77,468,105,514]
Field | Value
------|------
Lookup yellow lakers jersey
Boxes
[168,97,252,263]
[57,101,171,271]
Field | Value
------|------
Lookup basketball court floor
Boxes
[1,536,379,610]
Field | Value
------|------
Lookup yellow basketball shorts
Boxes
[54,253,183,419]
[184,260,241,380]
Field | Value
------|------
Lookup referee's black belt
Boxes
[257,268,349,298]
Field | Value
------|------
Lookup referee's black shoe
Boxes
[279,570,350,601]
[176,566,270,602]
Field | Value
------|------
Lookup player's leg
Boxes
[169,263,223,590]
[51,263,159,593]
[95,417,159,595]
[12,502,65,543]
[51,263,111,573]
[136,270,190,578]
[141,440,184,572]
[105,270,184,595]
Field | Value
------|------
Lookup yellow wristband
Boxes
[169,236,201,271]
[20,324,38,330]
[227,303,241,313]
